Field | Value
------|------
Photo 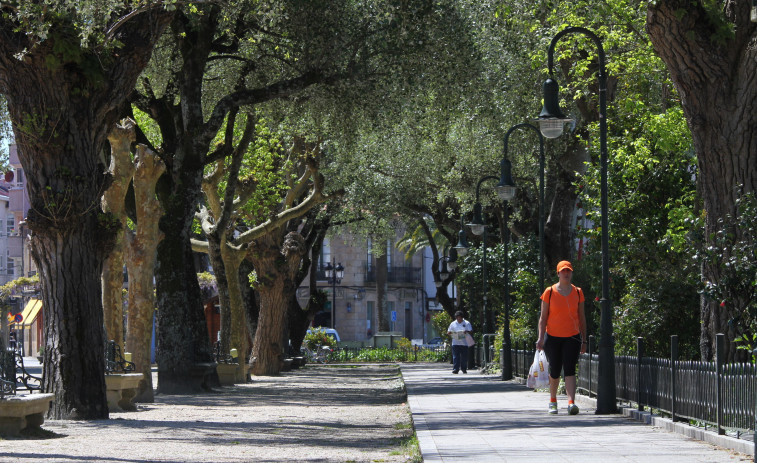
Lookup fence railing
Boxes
[510,333,755,438]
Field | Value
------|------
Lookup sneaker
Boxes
[568,403,579,415]
[462,370,467,374]
[548,402,558,414]
[452,370,459,374]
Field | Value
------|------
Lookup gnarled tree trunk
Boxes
[249,232,305,375]
[0,10,171,419]
[102,120,137,349]
[647,0,757,360]
[125,144,165,402]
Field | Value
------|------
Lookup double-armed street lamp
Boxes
[324,260,345,330]
[503,124,546,294]
[498,123,546,380]
[466,159,517,365]
[535,26,617,414]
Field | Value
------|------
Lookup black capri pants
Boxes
[543,334,581,379]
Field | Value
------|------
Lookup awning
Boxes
[10,298,41,327]
[24,299,42,327]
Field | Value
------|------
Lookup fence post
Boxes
[637,337,644,411]
[753,345,757,462]
[671,335,678,422]
[716,333,724,436]
[588,335,595,396]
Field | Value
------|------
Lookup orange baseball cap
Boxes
[556,260,573,272]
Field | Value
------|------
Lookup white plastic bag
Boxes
[526,350,550,389]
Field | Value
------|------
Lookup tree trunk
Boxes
[377,254,389,331]
[34,228,109,419]
[249,232,305,376]
[647,0,757,360]
[207,237,232,355]
[155,174,214,392]
[125,144,165,402]
[102,120,137,349]
[0,11,171,418]
[544,143,589,270]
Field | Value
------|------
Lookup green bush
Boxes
[304,327,335,350]
[331,346,450,363]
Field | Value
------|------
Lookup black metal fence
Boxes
[510,333,756,438]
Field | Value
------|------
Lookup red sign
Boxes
[13,313,22,324]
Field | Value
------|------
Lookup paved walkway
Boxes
[402,363,753,463]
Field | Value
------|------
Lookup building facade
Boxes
[297,228,446,344]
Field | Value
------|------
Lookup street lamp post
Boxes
[499,123,545,380]
[467,161,516,366]
[536,26,616,413]
[324,260,345,330]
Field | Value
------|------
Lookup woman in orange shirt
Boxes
[536,260,587,415]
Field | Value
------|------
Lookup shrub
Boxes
[304,327,335,350]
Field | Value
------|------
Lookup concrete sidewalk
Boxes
[401,363,753,463]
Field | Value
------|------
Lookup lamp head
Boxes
[335,262,345,280]
[439,259,450,281]
[466,202,485,236]
[537,78,573,138]
[324,261,333,278]
[496,157,517,201]
[454,229,469,256]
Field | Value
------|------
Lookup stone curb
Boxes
[575,394,754,457]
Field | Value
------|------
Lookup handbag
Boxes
[526,350,550,389]
[465,333,475,347]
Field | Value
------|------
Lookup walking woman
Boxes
[535,261,587,415]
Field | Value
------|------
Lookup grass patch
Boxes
[390,433,421,463]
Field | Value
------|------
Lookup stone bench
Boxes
[105,373,143,412]
[0,393,54,436]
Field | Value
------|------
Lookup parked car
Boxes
[306,328,341,343]
[420,337,446,349]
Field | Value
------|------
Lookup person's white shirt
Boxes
[447,319,472,346]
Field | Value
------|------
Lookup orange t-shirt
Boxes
[541,284,584,337]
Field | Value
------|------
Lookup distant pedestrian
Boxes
[447,311,473,374]
[536,260,586,415]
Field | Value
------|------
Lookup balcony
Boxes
[364,264,421,284]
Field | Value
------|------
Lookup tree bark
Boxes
[155,175,214,392]
[125,144,165,402]
[249,232,305,375]
[647,0,757,360]
[102,120,137,349]
[0,9,171,419]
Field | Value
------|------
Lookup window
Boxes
[386,240,392,268]
[366,301,374,331]
[320,238,331,269]
[7,257,14,276]
[366,238,373,269]
[6,215,14,236]
[15,168,24,186]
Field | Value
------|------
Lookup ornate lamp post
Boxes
[324,260,345,330]
[499,123,545,380]
[467,160,516,365]
[536,26,616,413]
